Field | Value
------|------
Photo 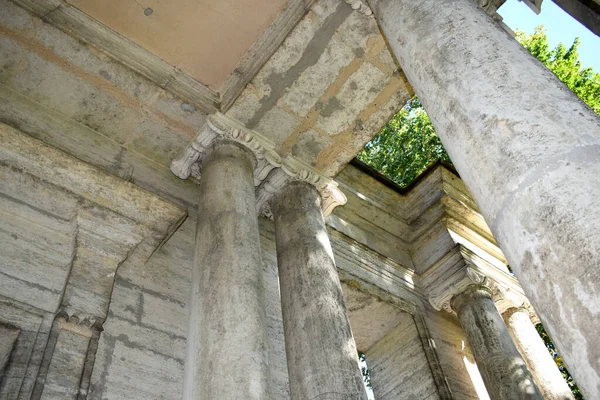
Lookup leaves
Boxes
[358,351,372,389]
[516,26,600,115]
[536,324,584,399]
[358,27,599,191]
[357,97,451,188]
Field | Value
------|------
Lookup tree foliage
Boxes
[357,97,451,188]
[516,26,600,115]
[358,352,372,389]
[536,324,584,399]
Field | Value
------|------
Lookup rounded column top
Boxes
[450,284,494,314]
[204,139,258,169]
[502,306,531,319]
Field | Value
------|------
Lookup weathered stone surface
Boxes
[368,0,600,395]
[342,284,412,352]
[0,298,50,400]
[367,313,440,400]
[272,181,367,400]
[451,285,542,399]
[40,319,92,400]
[227,0,411,175]
[187,142,270,400]
[504,307,575,400]
[0,324,19,380]
[422,305,490,399]
[0,0,204,207]
[0,3,579,396]
[0,121,185,399]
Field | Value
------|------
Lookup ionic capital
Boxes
[255,158,347,218]
[170,113,347,217]
[421,245,529,314]
[171,113,282,184]
[425,262,492,313]
[502,303,540,325]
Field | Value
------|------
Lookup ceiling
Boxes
[68,0,288,90]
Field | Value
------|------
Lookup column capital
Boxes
[170,112,282,184]
[502,303,542,325]
[255,160,347,218]
[450,283,494,313]
[171,112,346,218]
[422,245,529,314]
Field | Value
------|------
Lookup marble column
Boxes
[270,181,367,400]
[451,285,542,400]
[185,141,270,400]
[504,307,575,400]
[367,0,600,395]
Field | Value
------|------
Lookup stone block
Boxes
[109,281,142,323]
[141,292,187,338]
[336,10,380,51]
[95,339,183,400]
[291,129,332,165]
[255,107,300,147]
[317,62,388,135]
[282,37,354,117]
[367,317,439,399]
[103,317,185,361]
[0,324,19,377]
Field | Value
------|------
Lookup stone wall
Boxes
[367,312,440,400]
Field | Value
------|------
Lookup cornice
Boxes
[171,113,347,217]
[421,244,528,314]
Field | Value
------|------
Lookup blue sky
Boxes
[498,0,600,70]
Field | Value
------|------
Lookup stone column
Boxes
[270,181,367,400]
[367,0,600,395]
[504,307,575,400]
[451,285,542,400]
[185,141,270,400]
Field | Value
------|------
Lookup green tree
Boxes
[516,26,600,115]
[357,97,451,188]
[536,324,584,399]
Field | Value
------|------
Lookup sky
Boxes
[498,0,600,71]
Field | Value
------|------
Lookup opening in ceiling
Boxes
[355,96,453,190]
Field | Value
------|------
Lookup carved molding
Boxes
[344,0,373,15]
[55,310,103,336]
[171,113,347,217]
[171,113,281,182]
[428,264,491,314]
[422,245,529,314]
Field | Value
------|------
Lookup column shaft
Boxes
[185,142,270,400]
[368,0,600,395]
[504,308,574,400]
[452,285,542,400]
[271,181,367,400]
